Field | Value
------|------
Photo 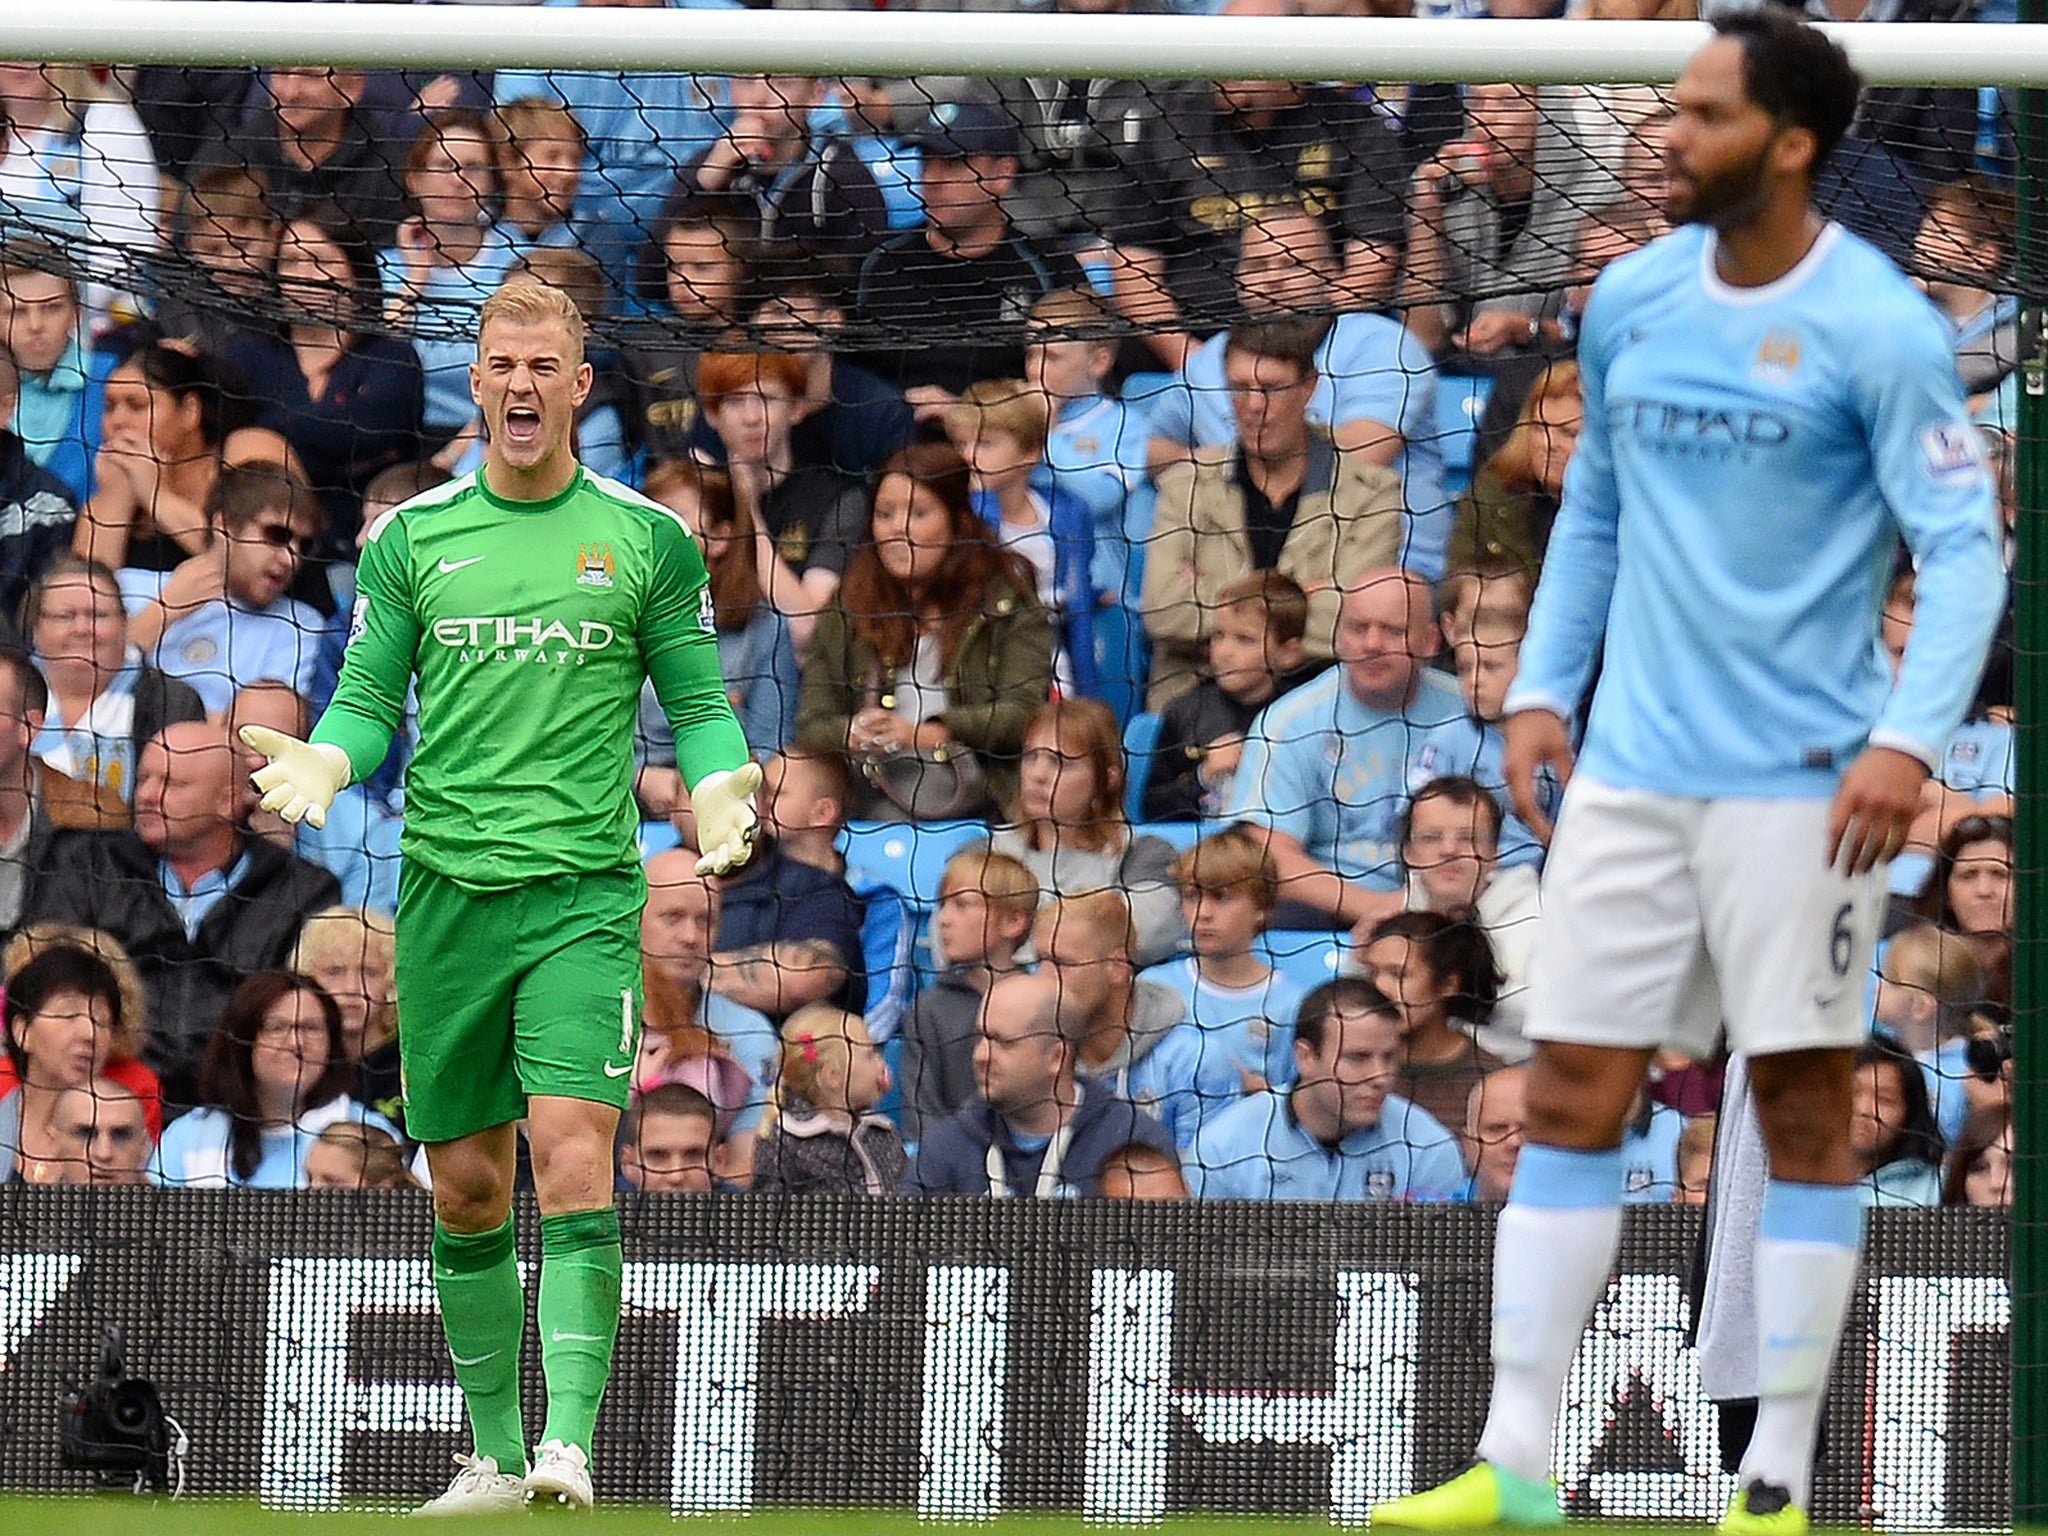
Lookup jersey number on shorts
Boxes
[1828,903,1855,979]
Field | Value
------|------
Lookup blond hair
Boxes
[949,378,1050,457]
[772,1004,864,1117]
[3,923,148,1065]
[291,906,398,1044]
[1881,923,1987,1008]
[1169,825,1279,912]
[938,847,1040,923]
[1035,889,1136,964]
[478,279,585,363]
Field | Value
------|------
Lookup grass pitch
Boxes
[0,1502,1984,1536]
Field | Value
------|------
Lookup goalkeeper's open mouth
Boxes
[503,406,543,446]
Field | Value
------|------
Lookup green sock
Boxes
[431,1216,527,1473]
[537,1206,623,1456]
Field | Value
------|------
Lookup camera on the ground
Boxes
[59,1325,169,1492]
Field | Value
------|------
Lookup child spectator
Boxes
[1410,598,1553,870]
[992,698,1183,968]
[699,347,871,656]
[947,378,1100,698]
[1876,922,1991,1147]
[0,241,110,503]
[130,464,329,716]
[1023,287,1153,611]
[1675,1113,1715,1208]
[1141,571,1312,823]
[902,847,1036,1143]
[1096,1140,1190,1200]
[1852,1033,1946,1208]
[1140,825,1304,1098]
[1359,909,1506,1134]
[751,1004,906,1196]
[712,750,869,1019]
[619,1082,730,1194]
[495,98,587,262]
[1436,551,1534,654]
[304,1120,421,1190]
[1186,978,1465,1202]
[1398,775,1540,1052]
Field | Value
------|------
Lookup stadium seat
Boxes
[838,819,991,910]
[1122,711,1163,823]
[1436,372,1495,496]
[1257,929,1351,994]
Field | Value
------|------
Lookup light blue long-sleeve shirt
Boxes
[1507,223,2004,797]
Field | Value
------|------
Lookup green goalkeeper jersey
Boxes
[312,466,749,889]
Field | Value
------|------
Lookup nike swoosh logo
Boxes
[602,1060,633,1078]
[450,1349,500,1368]
[1764,1333,1828,1351]
[550,1330,606,1344]
[438,556,485,573]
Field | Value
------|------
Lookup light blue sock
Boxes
[1477,1145,1627,1481]
[1741,1180,1864,1505]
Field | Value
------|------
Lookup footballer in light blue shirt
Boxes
[1506,228,2003,799]
[1187,977,1464,1200]
[1376,15,2008,1530]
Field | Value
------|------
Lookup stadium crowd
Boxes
[0,0,2018,1209]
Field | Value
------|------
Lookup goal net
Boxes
[0,6,2025,1523]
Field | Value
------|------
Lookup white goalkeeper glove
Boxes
[238,725,352,830]
[693,762,763,877]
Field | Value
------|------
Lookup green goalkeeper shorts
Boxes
[394,862,646,1144]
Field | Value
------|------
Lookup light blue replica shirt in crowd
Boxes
[1041,394,1156,603]
[1139,955,1305,1096]
[1621,1100,1685,1203]
[1227,667,1466,890]
[152,596,330,717]
[1508,223,2003,796]
[1146,312,1451,576]
[1186,1087,1465,1200]
[379,230,521,432]
[1408,714,1554,871]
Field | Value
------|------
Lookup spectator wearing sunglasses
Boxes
[129,464,331,717]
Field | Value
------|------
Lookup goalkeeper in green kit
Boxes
[241,281,761,1515]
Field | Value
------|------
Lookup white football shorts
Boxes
[1523,777,1885,1059]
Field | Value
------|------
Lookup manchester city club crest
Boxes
[576,543,616,588]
